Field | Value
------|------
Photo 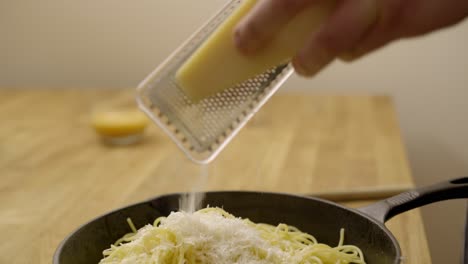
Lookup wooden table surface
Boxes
[0,89,431,263]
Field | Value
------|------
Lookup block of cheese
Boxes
[91,109,149,137]
[176,0,335,102]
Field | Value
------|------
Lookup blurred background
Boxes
[2,0,467,262]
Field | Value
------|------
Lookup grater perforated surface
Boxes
[136,0,294,163]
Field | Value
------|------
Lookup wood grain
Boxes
[0,89,430,263]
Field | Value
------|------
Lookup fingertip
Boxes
[338,52,360,62]
[291,57,310,77]
[292,36,335,78]
[292,56,324,78]
[233,0,312,57]
[233,22,261,56]
[233,27,249,56]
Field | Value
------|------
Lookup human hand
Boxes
[234,0,468,76]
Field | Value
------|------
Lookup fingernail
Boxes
[292,58,309,76]
[233,29,247,54]
[293,49,332,77]
[233,27,260,55]
[339,52,358,62]
[339,48,364,62]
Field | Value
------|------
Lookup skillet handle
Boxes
[358,177,468,223]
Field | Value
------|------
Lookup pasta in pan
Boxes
[99,207,365,264]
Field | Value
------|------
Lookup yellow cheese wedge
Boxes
[176,0,335,102]
[91,109,149,138]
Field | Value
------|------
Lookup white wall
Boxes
[2,1,467,263]
[1,0,226,88]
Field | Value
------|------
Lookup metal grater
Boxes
[136,0,294,164]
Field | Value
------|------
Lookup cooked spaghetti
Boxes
[99,207,365,264]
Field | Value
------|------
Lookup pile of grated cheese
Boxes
[99,210,288,264]
[99,208,365,264]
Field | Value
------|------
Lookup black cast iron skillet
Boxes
[54,177,468,264]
